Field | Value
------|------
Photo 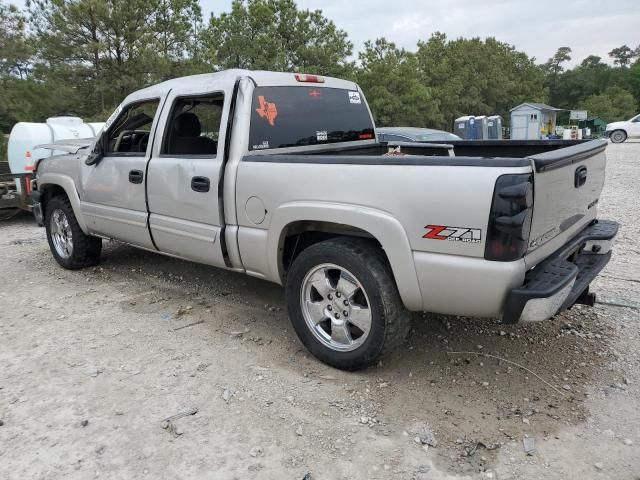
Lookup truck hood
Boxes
[34,138,95,154]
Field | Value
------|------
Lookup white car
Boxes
[606,113,640,143]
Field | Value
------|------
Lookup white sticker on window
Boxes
[458,123,465,129]
[252,141,270,150]
[104,104,123,131]
[316,131,328,141]
[348,91,361,104]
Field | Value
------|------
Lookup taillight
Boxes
[484,174,533,261]
[295,74,325,83]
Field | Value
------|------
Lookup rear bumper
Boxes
[502,219,618,323]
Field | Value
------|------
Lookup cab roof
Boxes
[125,69,359,104]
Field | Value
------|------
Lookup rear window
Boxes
[249,86,375,151]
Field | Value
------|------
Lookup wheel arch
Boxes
[269,202,423,311]
[38,173,89,234]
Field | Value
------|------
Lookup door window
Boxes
[105,100,160,155]
[163,95,224,156]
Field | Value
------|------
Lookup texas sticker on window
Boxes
[348,91,361,104]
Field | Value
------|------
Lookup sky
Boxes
[11,0,640,66]
[202,0,640,66]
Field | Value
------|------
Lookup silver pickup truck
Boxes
[30,69,618,370]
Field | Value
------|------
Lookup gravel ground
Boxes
[0,143,638,480]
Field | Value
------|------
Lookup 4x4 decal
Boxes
[423,225,481,243]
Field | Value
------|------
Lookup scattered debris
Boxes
[411,423,438,447]
[295,425,303,436]
[160,408,198,438]
[301,473,312,480]
[594,462,604,471]
[523,437,535,456]
[222,389,231,402]
[80,419,89,427]
[173,320,204,331]
[418,464,430,474]
[447,351,565,396]
[623,439,633,446]
[249,446,264,457]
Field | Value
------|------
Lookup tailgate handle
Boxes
[575,166,588,188]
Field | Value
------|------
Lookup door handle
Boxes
[191,176,210,193]
[129,170,144,184]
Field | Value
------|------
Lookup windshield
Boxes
[415,132,461,141]
[248,86,375,151]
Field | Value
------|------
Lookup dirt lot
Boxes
[1,143,639,480]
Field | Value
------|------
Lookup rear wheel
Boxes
[286,238,410,371]
[610,130,627,143]
[45,195,102,269]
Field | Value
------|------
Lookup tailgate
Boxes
[525,140,607,263]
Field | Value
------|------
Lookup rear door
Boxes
[524,140,607,266]
[145,91,228,267]
[80,99,160,248]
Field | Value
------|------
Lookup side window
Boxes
[163,94,224,156]
[106,100,159,155]
[633,116,640,123]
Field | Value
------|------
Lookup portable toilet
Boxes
[474,116,489,140]
[487,115,503,139]
[454,116,477,140]
[509,103,561,140]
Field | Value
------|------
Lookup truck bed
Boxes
[247,138,606,173]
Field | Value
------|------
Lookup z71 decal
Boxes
[423,225,481,244]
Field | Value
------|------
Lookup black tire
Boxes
[285,237,411,371]
[610,130,627,143]
[45,195,102,269]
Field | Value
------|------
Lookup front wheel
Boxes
[610,130,627,143]
[285,238,411,371]
[45,195,102,269]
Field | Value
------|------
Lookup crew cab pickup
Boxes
[31,70,618,370]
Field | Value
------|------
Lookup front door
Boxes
[629,114,640,138]
[145,92,228,267]
[80,98,161,248]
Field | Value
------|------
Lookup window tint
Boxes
[163,95,224,156]
[249,86,374,151]
[106,100,159,155]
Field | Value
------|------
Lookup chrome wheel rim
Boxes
[300,263,372,352]
[612,131,625,142]
[50,209,73,259]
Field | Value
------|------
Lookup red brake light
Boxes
[295,74,325,83]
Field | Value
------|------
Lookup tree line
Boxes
[1,0,639,134]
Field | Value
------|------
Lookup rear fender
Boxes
[269,201,423,311]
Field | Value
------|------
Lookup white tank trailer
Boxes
[8,116,104,174]
[1,116,103,213]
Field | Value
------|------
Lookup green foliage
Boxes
[202,0,353,77]
[543,47,572,75]
[416,34,546,129]
[580,86,637,123]
[608,45,637,68]
[0,0,639,135]
[356,38,438,127]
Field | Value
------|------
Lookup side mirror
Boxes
[85,136,104,166]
